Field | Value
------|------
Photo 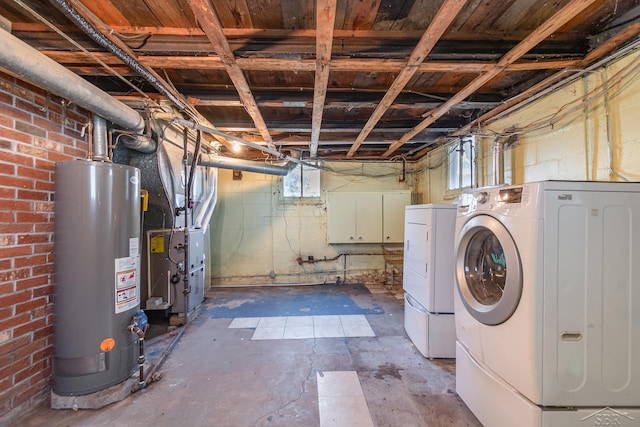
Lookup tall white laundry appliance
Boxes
[454,181,640,427]
[403,204,457,358]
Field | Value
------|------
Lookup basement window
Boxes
[283,164,320,198]
[447,136,475,191]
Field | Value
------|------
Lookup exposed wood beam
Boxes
[187,0,274,148]
[384,0,600,158]
[195,99,501,110]
[347,0,467,157]
[12,23,578,43]
[449,21,640,139]
[42,51,578,73]
[310,0,337,158]
[60,0,195,112]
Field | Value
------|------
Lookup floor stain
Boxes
[375,363,402,380]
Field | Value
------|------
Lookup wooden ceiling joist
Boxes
[346,0,468,158]
[310,0,337,158]
[383,0,601,158]
[187,0,274,149]
[42,51,579,73]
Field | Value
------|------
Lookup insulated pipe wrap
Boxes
[0,29,145,132]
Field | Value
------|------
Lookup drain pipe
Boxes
[492,138,505,186]
[0,28,145,133]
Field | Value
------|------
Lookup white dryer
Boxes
[403,204,456,358]
[454,181,640,427]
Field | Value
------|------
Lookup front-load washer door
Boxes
[455,214,522,325]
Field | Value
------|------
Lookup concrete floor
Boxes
[12,283,481,426]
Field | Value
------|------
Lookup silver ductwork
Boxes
[0,28,145,133]
[92,116,110,162]
[198,154,297,176]
[492,139,505,186]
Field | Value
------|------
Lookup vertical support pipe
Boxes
[92,116,110,162]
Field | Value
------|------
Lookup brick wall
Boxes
[0,72,89,424]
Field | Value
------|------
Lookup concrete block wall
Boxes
[0,72,89,424]
[210,162,415,286]
[419,48,640,202]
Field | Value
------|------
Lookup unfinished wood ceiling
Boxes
[3,0,640,160]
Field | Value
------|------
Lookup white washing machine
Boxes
[454,181,640,427]
[403,204,457,358]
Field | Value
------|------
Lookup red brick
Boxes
[17,166,48,182]
[16,189,48,201]
[0,282,13,294]
[15,79,45,98]
[11,381,36,407]
[15,99,47,119]
[17,276,49,292]
[0,127,32,145]
[0,211,13,223]
[33,243,53,254]
[0,235,15,246]
[0,187,16,198]
[31,284,53,298]
[0,175,33,190]
[0,268,29,282]
[63,145,86,158]
[0,245,31,259]
[15,212,47,223]
[15,297,46,315]
[13,317,47,338]
[0,76,25,96]
[0,90,12,105]
[30,346,52,364]
[0,290,31,306]
[17,234,49,245]
[0,313,31,337]
[0,200,33,212]
[0,223,31,234]
[14,254,46,268]
[16,143,47,159]
[15,121,45,138]
[31,265,52,276]
[34,201,53,212]
[0,260,11,271]
[34,158,55,172]
[0,377,12,395]
[33,116,61,133]
[0,335,29,357]
[14,359,47,384]
[33,223,54,233]
[13,338,47,360]
[0,150,34,167]
[28,368,52,392]
[0,104,31,124]
[33,325,53,342]
[0,161,15,175]
[47,151,73,163]
[48,132,74,146]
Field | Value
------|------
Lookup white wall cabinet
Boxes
[326,191,411,243]
[382,192,412,242]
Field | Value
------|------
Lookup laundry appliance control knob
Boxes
[476,191,489,204]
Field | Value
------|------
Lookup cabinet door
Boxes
[355,193,382,242]
[383,192,411,242]
[327,192,357,243]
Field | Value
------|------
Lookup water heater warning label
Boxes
[115,256,139,313]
